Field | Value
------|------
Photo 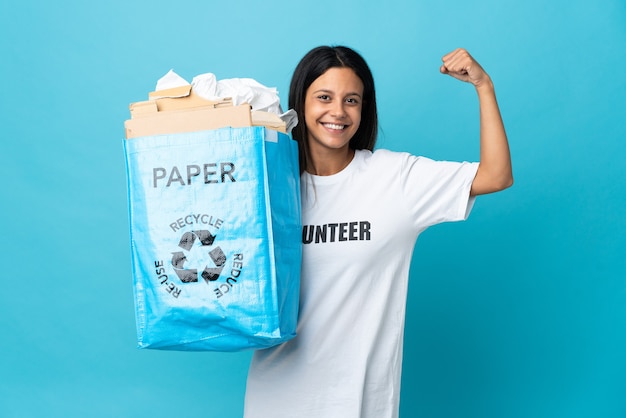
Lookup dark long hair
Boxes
[288,46,378,173]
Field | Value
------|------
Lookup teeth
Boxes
[324,123,345,130]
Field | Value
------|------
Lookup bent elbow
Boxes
[501,174,514,190]
[493,173,514,192]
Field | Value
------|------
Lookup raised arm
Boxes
[440,48,513,196]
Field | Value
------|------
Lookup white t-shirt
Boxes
[244,149,479,418]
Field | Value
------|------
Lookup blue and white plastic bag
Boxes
[124,126,301,351]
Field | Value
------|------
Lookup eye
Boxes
[317,94,331,101]
[345,97,360,105]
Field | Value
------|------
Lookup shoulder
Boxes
[358,148,421,163]
[358,148,478,182]
[357,148,432,171]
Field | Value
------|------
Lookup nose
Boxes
[330,101,347,118]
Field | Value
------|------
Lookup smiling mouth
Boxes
[323,123,347,130]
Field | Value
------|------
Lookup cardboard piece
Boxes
[147,85,233,112]
[252,111,287,133]
[125,104,252,139]
[125,84,286,139]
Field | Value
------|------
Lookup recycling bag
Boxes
[124,126,301,351]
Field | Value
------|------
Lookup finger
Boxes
[442,48,467,68]
[441,59,464,76]
[442,60,469,77]
[445,49,471,68]
[441,48,464,62]
[443,49,472,72]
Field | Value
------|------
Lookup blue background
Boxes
[1,0,624,417]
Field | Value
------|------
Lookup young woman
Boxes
[244,45,512,418]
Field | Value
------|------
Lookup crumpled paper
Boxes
[154,70,297,132]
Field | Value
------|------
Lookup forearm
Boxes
[439,48,513,195]
[471,79,513,195]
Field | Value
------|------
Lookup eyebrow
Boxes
[312,89,363,98]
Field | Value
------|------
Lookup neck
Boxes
[306,148,355,176]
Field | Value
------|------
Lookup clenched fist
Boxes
[440,48,492,89]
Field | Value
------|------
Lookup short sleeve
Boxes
[398,153,479,229]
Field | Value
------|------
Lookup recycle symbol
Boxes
[171,230,226,284]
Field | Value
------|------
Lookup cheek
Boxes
[303,102,320,129]
[350,109,362,130]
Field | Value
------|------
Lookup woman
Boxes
[244,45,512,418]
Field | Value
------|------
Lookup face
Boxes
[304,67,364,155]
